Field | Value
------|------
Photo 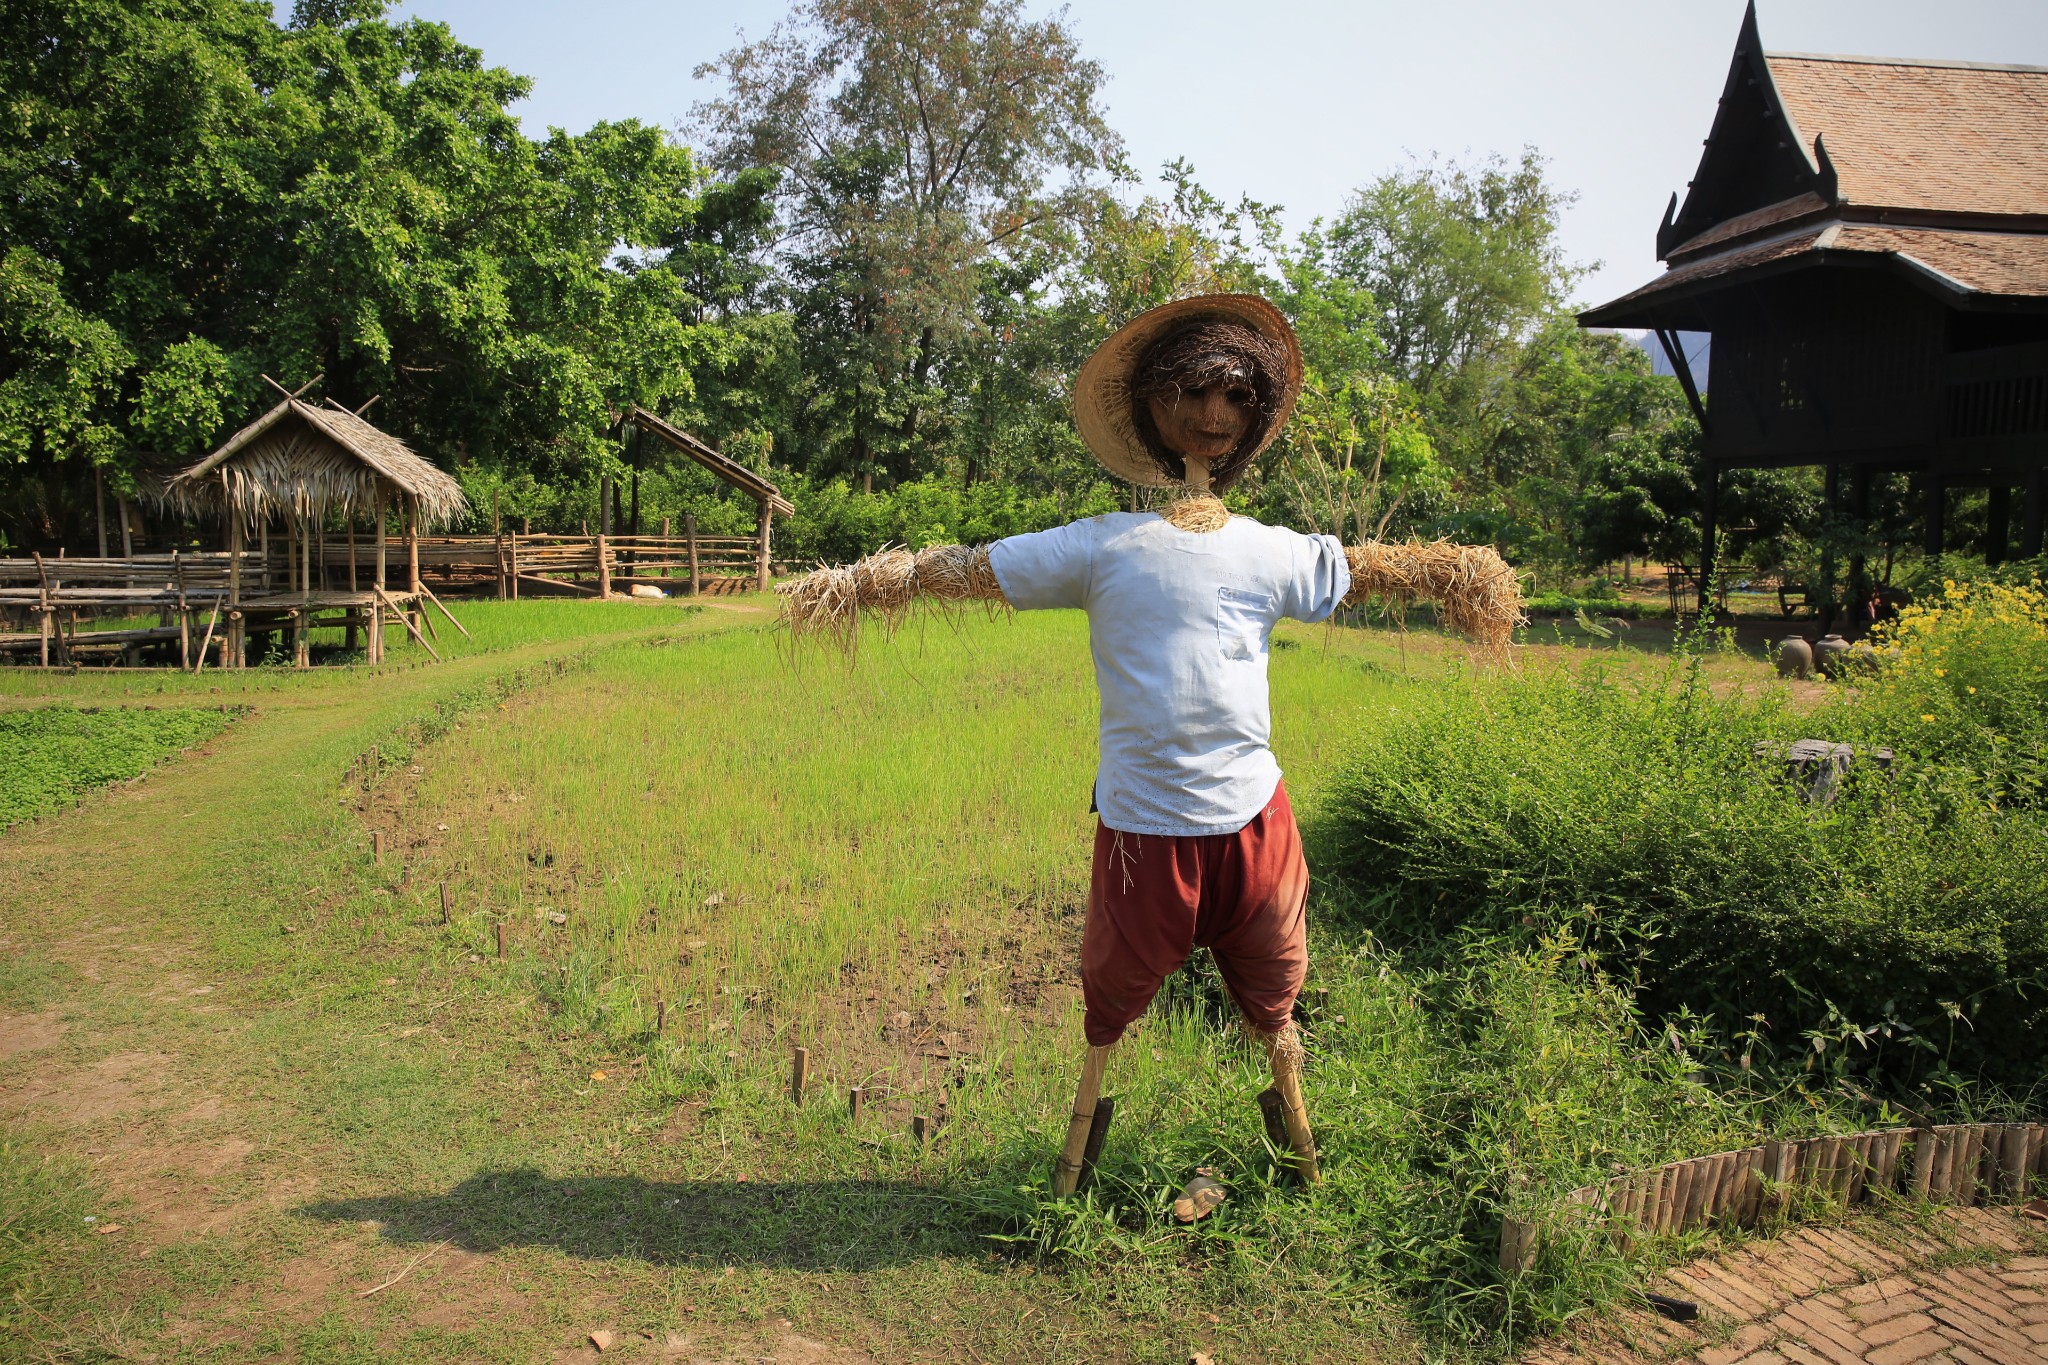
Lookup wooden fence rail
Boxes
[1498,1120,2047,1272]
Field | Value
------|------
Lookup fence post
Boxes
[686,514,701,596]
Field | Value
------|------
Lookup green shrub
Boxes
[1831,578,2048,810]
[1315,643,2048,1096]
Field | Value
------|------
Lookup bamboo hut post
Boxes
[406,492,421,591]
[374,490,387,592]
[756,497,773,591]
[175,553,191,669]
[597,532,611,598]
[344,516,359,652]
[95,465,108,558]
[687,513,701,595]
[226,490,245,669]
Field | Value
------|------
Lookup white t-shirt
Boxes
[988,512,1351,837]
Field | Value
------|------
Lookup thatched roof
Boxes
[165,398,469,528]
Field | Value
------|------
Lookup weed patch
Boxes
[0,705,238,829]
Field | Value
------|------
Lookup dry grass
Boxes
[778,544,1006,648]
[1344,540,1525,664]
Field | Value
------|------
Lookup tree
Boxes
[692,0,1120,488]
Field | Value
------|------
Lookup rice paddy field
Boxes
[0,597,1891,1363]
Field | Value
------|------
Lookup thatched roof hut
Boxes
[166,396,467,528]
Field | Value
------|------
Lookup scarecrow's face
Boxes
[1146,381,1255,463]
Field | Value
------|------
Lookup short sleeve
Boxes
[987,520,1098,611]
[1276,531,1352,623]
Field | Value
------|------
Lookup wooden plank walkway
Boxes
[1523,1206,2048,1365]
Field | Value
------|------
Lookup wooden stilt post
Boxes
[95,465,108,558]
[596,532,611,599]
[345,515,359,653]
[371,490,387,664]
[226,478,245,669]
[1052,1043,1113,1196]
[755,497,772,591]
[1261,1023,1320,1185]
[686,514,701,595]
[405,494,421,639]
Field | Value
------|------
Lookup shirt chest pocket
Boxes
[1216,586,1276,662]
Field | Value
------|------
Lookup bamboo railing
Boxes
[1498,1119,2047,1272]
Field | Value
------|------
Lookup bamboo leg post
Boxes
[1256,1022,1319,1185]
[791,1046,809,1105]
[686,514,700,595]
[755,498,772,592]
[596,533,611,599]
[1255,1087,1289,1154]
[1079,1097,1114,1186]
[1052,1042,1114,1197]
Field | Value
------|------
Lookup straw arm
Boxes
[777,543,1008,643]
[1340,540,1525,660]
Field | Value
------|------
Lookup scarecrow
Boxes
[782,295,1521,1195]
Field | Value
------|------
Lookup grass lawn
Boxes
[0,597,1846,1363]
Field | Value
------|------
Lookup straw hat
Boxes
[1072,294,1304,490]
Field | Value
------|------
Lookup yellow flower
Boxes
[1934,668,1946,677]
[591,1070,607,1081]
[1967,686,1977,694]
[1921,714,1936,723]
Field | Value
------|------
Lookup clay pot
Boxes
[1775,636,1813,680]
[1813,633,1851,679]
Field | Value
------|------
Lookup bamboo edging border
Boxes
[1499,1120,2046,1272]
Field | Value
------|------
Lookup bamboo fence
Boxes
[1498,1120,2048,1272]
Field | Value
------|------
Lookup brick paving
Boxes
[1523,1206,2048,1365]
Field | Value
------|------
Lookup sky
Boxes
[386,0,2048,310]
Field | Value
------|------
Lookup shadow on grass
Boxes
[300,1168,988,1270]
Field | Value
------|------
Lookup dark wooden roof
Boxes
[1581,4,2048,329]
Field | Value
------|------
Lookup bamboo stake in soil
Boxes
[495,920,507,960]
[911,1114,929,1145]
[1052,1043,1113,1196]
[790,1046,809,1105]
[438,881,450,925]
[371,831,384,863]
[848,1086,864,1121]
[655,1000,667,1034]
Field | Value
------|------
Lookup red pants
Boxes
[1080,783,1310,1047]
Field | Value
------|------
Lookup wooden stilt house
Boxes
[166,387,468,667]
[1579,4,2048,611]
